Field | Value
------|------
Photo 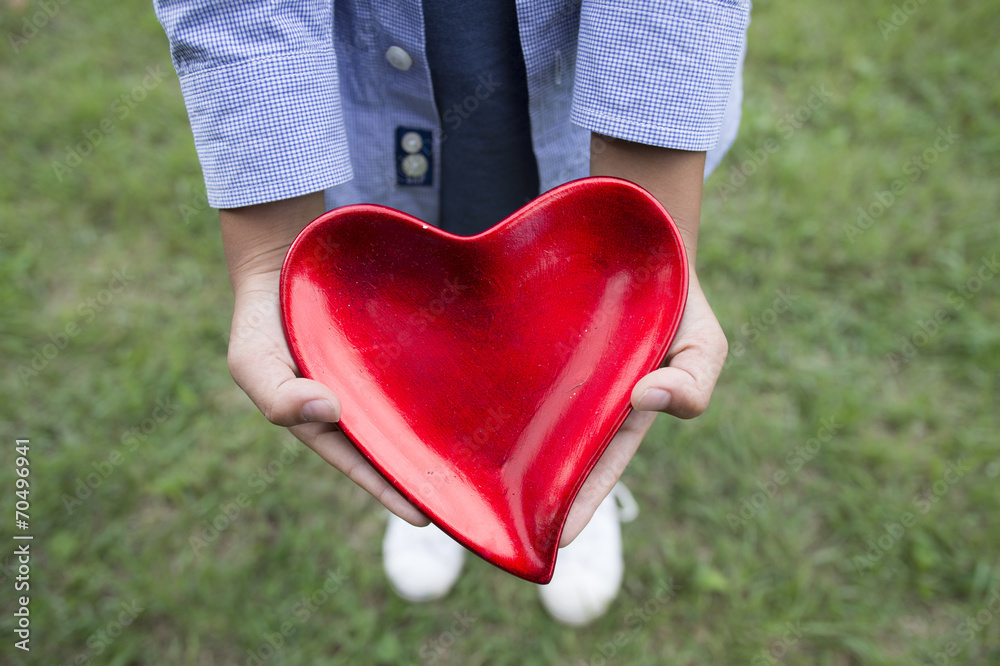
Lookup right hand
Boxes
[220,193,430,526]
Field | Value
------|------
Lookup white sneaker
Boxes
[382,513,466,602]
[538,482,639,626]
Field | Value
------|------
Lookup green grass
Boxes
[2,0,999,664]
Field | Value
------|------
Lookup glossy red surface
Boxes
[280,177,688,583]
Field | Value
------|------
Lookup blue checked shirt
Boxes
[154,0,750,221]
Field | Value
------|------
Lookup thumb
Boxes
[226,280,342,427]
[229,345,343,427]
[631,290,728,419]
[631,360,719,420]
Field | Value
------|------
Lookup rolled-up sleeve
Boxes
[154,0,353,208]
[571,0,750,151]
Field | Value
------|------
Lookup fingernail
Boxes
[302,399,337,423]
[637,389,671,412]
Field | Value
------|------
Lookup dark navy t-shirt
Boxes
[423,0,540,236]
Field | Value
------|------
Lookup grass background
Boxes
[1,0,998,664]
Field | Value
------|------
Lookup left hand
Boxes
[559,135,727,546]
[559,272,727,545]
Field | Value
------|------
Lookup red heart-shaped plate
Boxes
[280,177,688,583]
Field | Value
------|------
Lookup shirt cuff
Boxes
[571,0,750,151]
[178,50,353,209]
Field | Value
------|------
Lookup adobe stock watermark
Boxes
[419,611,477,664]
[843,126,959,243]
[924,588,1000,665]
[364,276,470,370]
[885,254,998,372]
[51,65,168,181]
[454,407,511,461]
[751,621,807,665]
[7,0,71,54]
[726,417,841,533]
[393,412,512,515]
[553,0,583,19]
[439,74,501,138]
[311,231,342,260]
[410,408,510,500]
[61,397,177,514]
[575,578,681,666]
[551,245,679,364]
[341,20,383,57]
[852,459,971,575]
[189,439,304,556]
[724,288,799,369]
[715,84,832,202]
[177,186,210,224]
[877,0,929,40]
[59,598,144,666]
[244,568,348,666]
[18,266,135,385]
[228,297,278,345]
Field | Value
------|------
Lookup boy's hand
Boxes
[559,136,727,545]
[560,272,727,544]
[221,193,429,526]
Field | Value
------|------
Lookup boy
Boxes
[155,0,749,625]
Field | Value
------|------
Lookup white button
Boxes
[401,153,429,178]
[385,46,413,71]
[400,131,423,154]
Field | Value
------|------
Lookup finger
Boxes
[291,422,430,526]
[559,410,657,546]
[631,350,722,419]
[225,284,344,427]
[228,342,343,427]
[632,319,728,420]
